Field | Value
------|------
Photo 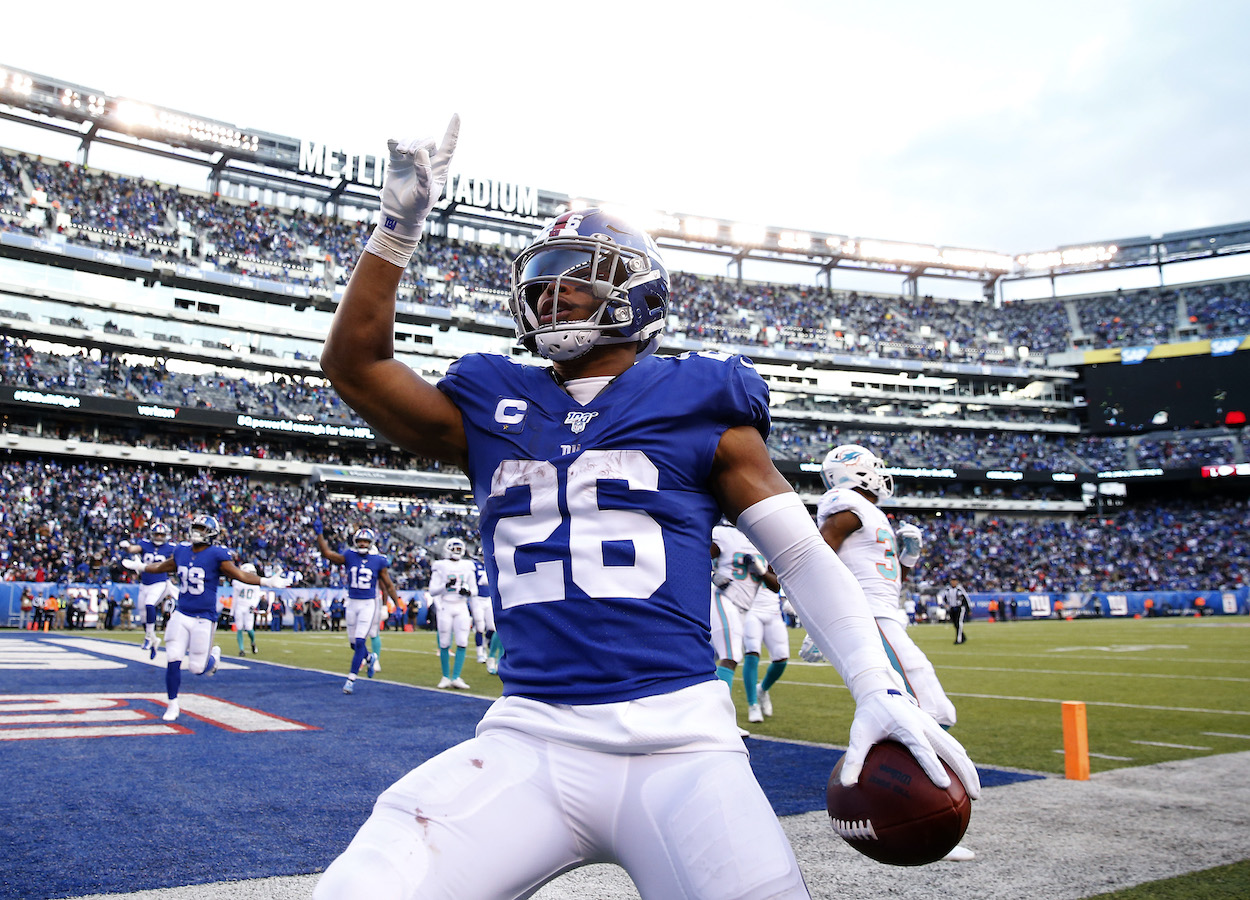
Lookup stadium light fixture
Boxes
[778,231,812,251]
[5,70,32,95]
[1015,244,1119,271]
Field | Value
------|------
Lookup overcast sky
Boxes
[2,1,1248,295]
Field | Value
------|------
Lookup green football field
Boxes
[109,613,1250,775]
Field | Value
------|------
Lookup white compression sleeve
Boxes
[737,492,898,701]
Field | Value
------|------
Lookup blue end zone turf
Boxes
[0,634,1038,898]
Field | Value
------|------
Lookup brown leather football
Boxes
[827,740,971,866]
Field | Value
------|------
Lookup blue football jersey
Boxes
[342,548,389,600]
[131,538,173,586]
[438,350,770,704]
[474,559,490,597]
[171,543,235,621]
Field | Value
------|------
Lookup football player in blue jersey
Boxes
[124,514,287,722]
[314,523,399,694]
[314,118,979,900]
[121,521,178,659]
[472,555,502,675]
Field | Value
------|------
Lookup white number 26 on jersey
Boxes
[490,450,666,608]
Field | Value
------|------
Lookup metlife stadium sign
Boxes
[296,140,539,217]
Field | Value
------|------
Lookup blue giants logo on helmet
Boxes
[510,209,670,362]
[353,528,377,551]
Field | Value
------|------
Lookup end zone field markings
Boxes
[1130,740,1212,750]
[47,636,246,670]
[0,693,317,740]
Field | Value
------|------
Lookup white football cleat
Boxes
[342,680,354,695]
[450,677,471,690]
[204,646,221,676]
[145,636,161,660]
[943,844,976,862]
[366,652,378,678]
[486,657,498,675]
[371,656,380,673]
[476,647,488,663]
[437,676,452,689]
[747,703,764,723]
[162,699,180,722]
[758,685,772,717]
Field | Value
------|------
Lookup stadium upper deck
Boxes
[2,63,1250,515]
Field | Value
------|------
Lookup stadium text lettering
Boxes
[236,414,374,440]
[14,389,80,408]
[296,141,539,215]
[298,141,385,187]
[442,173,539,216]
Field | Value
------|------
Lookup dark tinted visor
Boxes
[519,247,622,284]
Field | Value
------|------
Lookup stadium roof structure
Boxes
[3,62,1249,298]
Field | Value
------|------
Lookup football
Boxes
[826,740,971,866]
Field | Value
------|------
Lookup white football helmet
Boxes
[240,562,257,575]
[445,538,466,560]
[820,444,894,500]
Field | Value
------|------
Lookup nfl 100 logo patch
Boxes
[564,411,599,434]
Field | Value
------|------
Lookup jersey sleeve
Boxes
[719,355,771,440]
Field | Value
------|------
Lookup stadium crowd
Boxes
[6,148,1250,364]
[1,457,1246,595]
[5,334,1248,473]
[0,458,481,591]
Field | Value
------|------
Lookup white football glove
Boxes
[121,558,145,573]
[378,115,460,241]
[841,687,981,800]
[896,522,923,568]
[260,573,291,589]
[712,572,733,590]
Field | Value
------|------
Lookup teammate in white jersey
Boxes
[709,523,780,725]
[313,120,977,900]
[427,538,476,689]
[742,578,790,724]
[231,563,262,656]
[816,444,972,862]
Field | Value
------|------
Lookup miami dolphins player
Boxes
[709,522,779,724]
[231,563,262,656]
[121,521,178,659]
[315,524,394,694]
[314,117,978,900]
[124,514,285,721]
[427,537,476,689]
[816,444,972,861]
